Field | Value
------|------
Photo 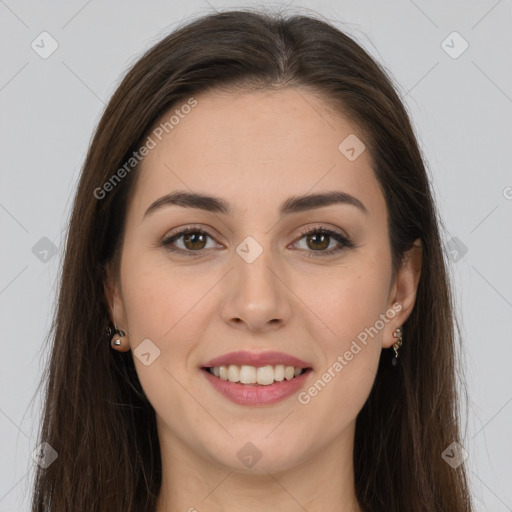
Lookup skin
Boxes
[105,87,422,512]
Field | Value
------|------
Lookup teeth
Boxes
[209,364,305,386]
[274,364,285,381]
[257,366,274,386]
[228,365,240,382]
[240,365,256,384]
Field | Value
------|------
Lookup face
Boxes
[107,87,420,474]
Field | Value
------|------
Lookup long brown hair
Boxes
[31,8,472,511]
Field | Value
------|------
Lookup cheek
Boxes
[119,256,213,424]
[291,272,387,444]
[297,255,391,349]
[120,249,216,344]
[292,252,390,404]
[119,245,239,387]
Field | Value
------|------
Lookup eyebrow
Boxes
[143,190,368,219]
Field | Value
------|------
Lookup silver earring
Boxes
[109,303,128,350]
[111,328,128,350]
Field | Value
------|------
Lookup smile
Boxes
[201,365,313,406]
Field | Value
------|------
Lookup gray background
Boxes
[1,0,511,510]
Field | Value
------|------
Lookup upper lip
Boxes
[202,351,313,369]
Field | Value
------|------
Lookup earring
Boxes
[108,303,130,352]
[391,327,402,367]
[106,325,129,352]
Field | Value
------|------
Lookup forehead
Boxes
[129,87,385,220]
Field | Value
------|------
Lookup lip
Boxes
[201,367,313,406]
[202,350,313,369]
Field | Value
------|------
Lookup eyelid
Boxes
[294,223,350,241]
[163,224,218,240]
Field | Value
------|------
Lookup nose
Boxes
[220,243,293,333]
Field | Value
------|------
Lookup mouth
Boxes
[200,351,314,405]
[201,364,313,386]
[200,364,313,406]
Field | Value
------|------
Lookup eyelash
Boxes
[161,224,355,258]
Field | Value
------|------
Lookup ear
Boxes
[103,262,127,330]
[382,238,422,349]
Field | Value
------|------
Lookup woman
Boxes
[31,8,472,512]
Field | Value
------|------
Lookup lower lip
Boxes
[201,368,312,406]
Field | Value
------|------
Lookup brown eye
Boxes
[305,233,330,251]
[293,227,355,257]
[182,232,207,250]
[162,227,219,256]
